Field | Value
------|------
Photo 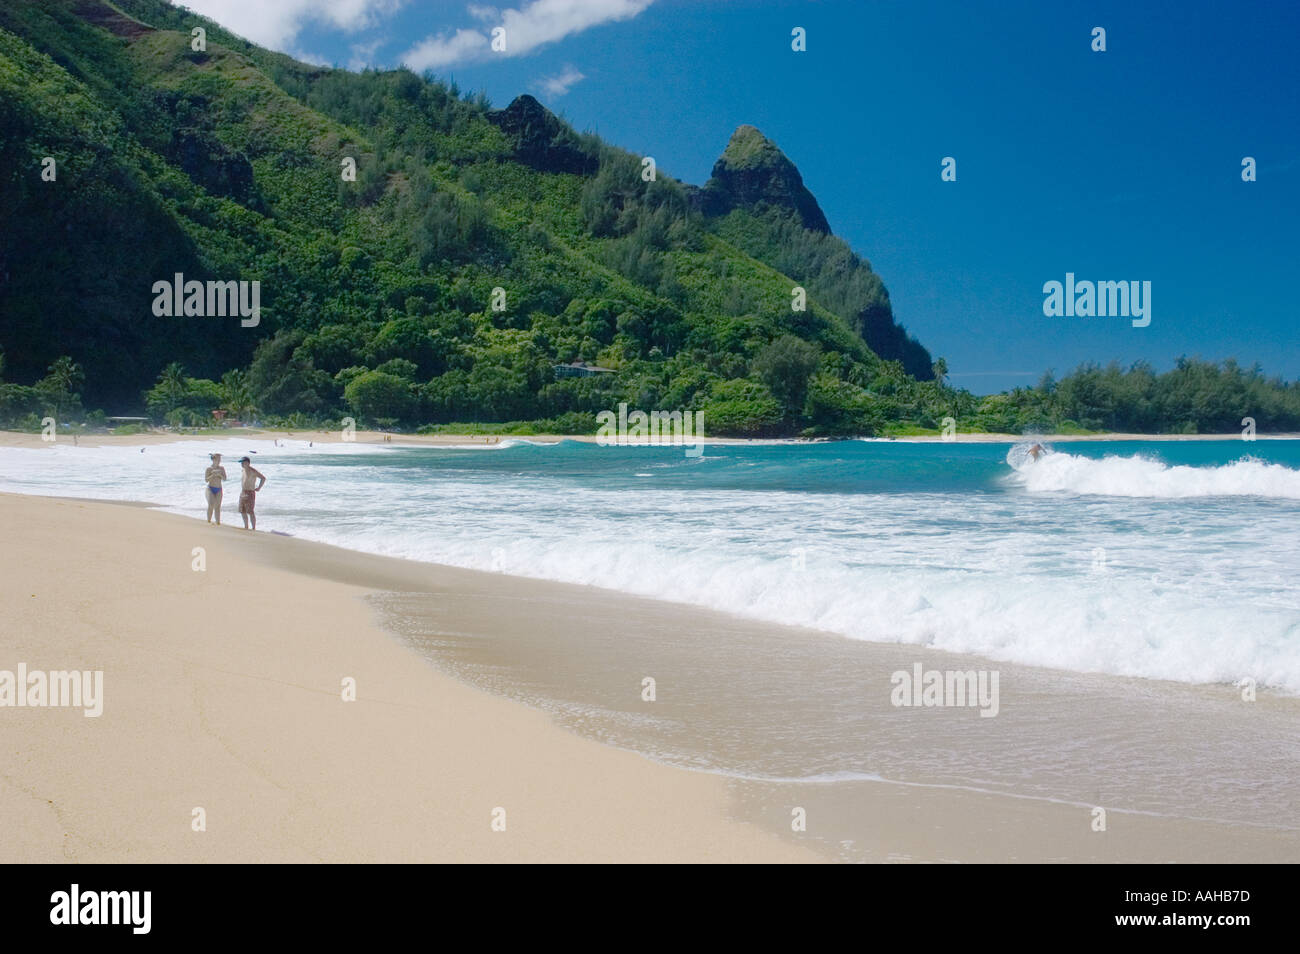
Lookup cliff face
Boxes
[487,94,597,176]
[698,125,831,234]
[698,126,934,380]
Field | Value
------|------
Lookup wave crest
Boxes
[1009,448,1300,498]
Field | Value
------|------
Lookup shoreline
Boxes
[3,427,1294,452]
[3,491,1295,862]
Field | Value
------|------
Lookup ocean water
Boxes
[4,436,1299,692]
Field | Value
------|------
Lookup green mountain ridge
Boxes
[698,124,832,234]
[3,0,1297,437]
[0,0,953,436]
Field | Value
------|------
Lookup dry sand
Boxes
[0,494,819,862]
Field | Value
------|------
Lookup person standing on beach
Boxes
[204,453,227,524]
[237,456,266,531]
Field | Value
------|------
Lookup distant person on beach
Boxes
[237,456,266,531]
[204,453,227,524]
[1028,443,1046,462]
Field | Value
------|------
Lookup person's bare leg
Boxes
[206,491,216,523]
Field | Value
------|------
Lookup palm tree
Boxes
[160,362,185,389]
[220,369,256,423]
[931,357,949,388]
[36,356,85,420]
[145,362,188,421]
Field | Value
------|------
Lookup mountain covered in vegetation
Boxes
[3,0,1298,437]
[0,0,946,435]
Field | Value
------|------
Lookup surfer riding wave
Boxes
[1006,440,1053,471]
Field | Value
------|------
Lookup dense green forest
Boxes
[2,0,1298,437]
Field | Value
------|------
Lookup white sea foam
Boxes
[1008,445,1300,498]
[3,439,1298,691]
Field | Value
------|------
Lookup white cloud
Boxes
[348,38,387,71]
[403,28,489,71]
[180,0,406,49]
[402,0,654,71]
[291,48,336,68]
[535,64,585,97]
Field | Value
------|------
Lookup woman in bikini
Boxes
[204,453,227,524]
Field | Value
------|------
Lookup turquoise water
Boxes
[4,437,1300,689]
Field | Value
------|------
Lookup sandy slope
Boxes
[0,494,818,863]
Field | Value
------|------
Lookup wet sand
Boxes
[248,507,1300,863]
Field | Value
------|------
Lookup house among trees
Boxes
[553,362,616,380]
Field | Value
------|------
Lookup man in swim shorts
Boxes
[237,456,266,531]
[204,453,227,524]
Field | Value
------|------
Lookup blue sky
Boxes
[188,0,1299,393]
